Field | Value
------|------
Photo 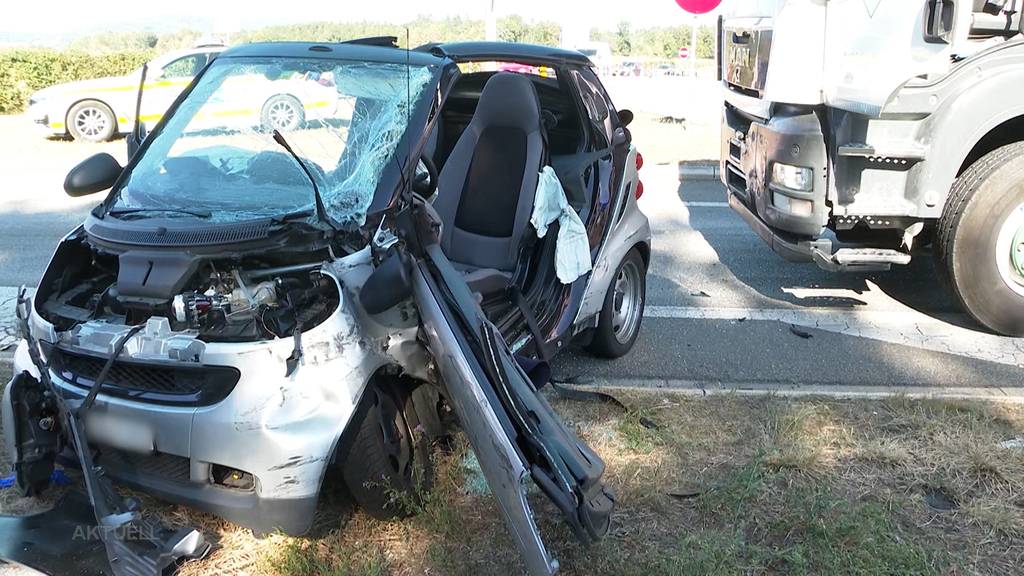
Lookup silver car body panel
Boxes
[412,264,558,576]
[3,247,430,502]
[574,144,651,329]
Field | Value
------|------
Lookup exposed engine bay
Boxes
[37,235,340,344]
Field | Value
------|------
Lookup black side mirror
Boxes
[64,153,123,197]
[127,122,148,158]
[359,249,412,314]
[618,109,634,127]
[613,127,629,147]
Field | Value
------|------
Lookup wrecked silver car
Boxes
[1,39,651,575]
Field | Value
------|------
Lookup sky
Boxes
[0,0,723,44]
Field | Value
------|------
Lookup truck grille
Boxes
[723,105,753,199]
[51,348,240,407]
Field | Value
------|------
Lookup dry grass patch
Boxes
[2,387,1023,575]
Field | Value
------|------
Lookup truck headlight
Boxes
[770,163,813,192]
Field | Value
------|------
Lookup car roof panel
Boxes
[219,41,445,67]
[424,41,593,67]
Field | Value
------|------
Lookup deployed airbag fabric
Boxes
[531,166,592,284]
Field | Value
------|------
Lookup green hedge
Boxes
[0,49,153,114]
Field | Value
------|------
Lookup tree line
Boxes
[62,17,714,59]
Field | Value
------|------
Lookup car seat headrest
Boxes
[472,72,542,130]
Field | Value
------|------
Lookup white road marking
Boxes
[567,378,1024,402]
[680,201,730,207]
[4,284,1022,369]
[645,305,1024,368]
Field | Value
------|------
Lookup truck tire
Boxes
[339,380,432,520]
[936,141,1024,336]
[67,100,117,142]
[586,248,647,358]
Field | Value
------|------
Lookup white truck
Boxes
[719,0,1024,336]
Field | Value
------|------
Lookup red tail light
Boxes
[635,180,644,199]
[635,152,644,171]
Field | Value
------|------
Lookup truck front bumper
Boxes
[721,102,829,260]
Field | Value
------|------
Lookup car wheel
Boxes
[586,248,646,358]
[261,95,304,132]
[936,141,1024,336]
[67,100,116,142]
[340,380,432,519]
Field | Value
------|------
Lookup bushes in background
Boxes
[0,49,152,114]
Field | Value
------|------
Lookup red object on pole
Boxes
[674,0,721,14]
[677,47,689,59]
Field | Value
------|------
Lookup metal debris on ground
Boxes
[923,487,958,511]
[789,325,814,339]
[1000,438,1024,450]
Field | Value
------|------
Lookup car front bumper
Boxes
[0,261,404,536]
[5,339,336,535]
[26,102,65,135]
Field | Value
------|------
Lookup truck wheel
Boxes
[586,248,647,358]
[340,381,432,520]
[67,100,117,142]
[936,141,1024,336]
[261,95,304,132]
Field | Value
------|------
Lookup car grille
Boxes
[51,348,240,407]
[100,449,192,484]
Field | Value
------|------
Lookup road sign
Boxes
[674,0,722,14]
[678,47,690,59]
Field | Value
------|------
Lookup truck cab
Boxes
[720,0,1024,336]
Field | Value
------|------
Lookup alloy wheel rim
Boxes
[268,101,298,130]
[75,107,108,138]
[611,260,643,344]
[996,202,1024,298]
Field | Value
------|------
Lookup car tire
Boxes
[586,248,646,358]
[261,95,304,132]
[67,100,117,142]
[936,141,1024,336]
[340,380,432,520]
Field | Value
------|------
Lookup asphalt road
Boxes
[0,90,1022,392]
[553,165,1024,390]
[2,161,1022,391]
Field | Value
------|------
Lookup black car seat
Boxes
[433,72,547,295]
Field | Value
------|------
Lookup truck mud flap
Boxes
[412,243,614,576]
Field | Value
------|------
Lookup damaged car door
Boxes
[398,197,614,576]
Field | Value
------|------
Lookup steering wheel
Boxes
[413,152,438,197]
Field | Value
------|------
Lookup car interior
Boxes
[422,66,612,351]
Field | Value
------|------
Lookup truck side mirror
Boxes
[64,153,123,197]
[924,0,955,43]
[618,109,634,127]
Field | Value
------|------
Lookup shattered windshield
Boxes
[110,56,436,226]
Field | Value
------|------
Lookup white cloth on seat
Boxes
[530,166,593,284]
